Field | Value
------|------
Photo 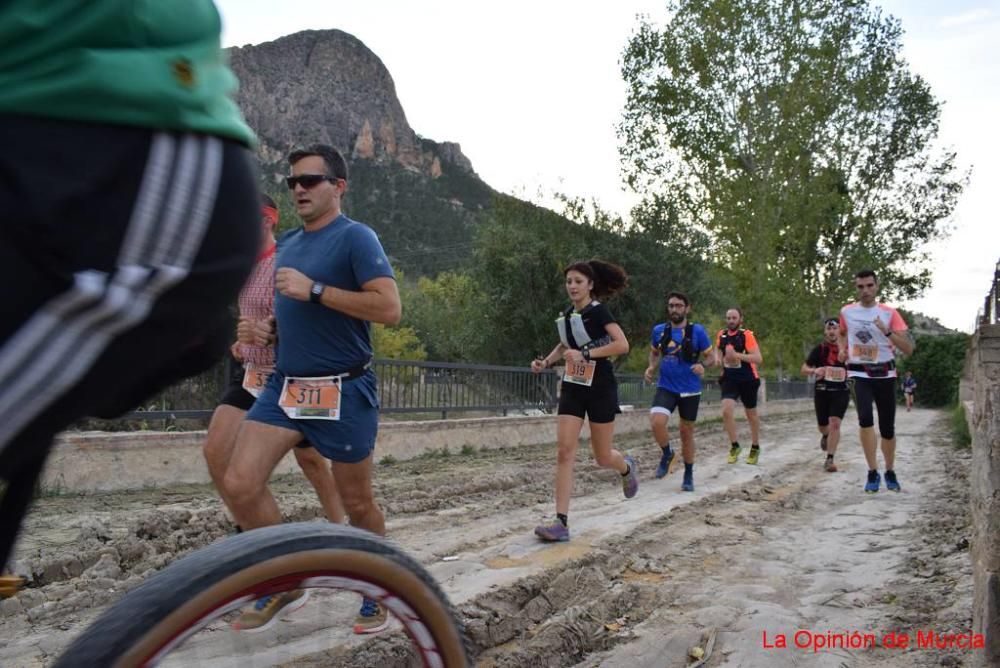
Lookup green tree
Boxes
[404,271,488,362]
[620,0,966,370]
[372,322,427,360]
[898,333,969,407]
[470,195,587,365]
[558,194,733,371]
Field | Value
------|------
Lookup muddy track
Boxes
[0,408,975,667]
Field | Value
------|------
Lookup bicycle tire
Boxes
[53,522,471,667]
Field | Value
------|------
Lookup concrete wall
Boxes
[966,323,1000,667]
[42,400,809,493]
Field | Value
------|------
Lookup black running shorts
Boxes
[720,377,761,409]
[650,388,701,422]
[558,381,620,424]
[814,390,850,427]
[850,377,897,438]
[0,116,260,480]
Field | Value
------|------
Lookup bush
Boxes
[950,403,972,449]
[897,333,970,407]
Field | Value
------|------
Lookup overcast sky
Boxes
[216,0,1000,332]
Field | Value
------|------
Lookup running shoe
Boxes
[681,469,694,492]
[534,521,570,542]
[655,446,674,479]
[864,470,881,494]
[824,457,838,473]
[353,597,389,634]
[884,470,901,492]
[233,589,310,633]
[622,455,639,498]
[727,445,741,464]
[746,446,760,466]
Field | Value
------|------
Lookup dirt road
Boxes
[0,407,975,666]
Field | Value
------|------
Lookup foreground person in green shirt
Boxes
[0,0,260,577]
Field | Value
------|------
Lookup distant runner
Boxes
[902,371,917,412]
[839,269,915,493]
[644,291,714,492]
[715,309,763,465]
[801,319,850,472]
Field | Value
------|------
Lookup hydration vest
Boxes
[658,323,698,364]
[818,342,844,369]
[556,301,597,350]
[718,328,748,354]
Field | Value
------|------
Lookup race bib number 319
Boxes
[563,360,596,387]
[279,376,342,420]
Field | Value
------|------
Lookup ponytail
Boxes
[563,259,628,299]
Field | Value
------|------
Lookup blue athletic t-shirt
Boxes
[274,214,395,377]
[651,322,712,395]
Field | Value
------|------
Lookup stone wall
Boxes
[967,323,1000,666]
[42,400,810,493]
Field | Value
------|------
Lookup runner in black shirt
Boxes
[531,260,636,542]
[801,319,850,472]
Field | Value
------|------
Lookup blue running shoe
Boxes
[534,520,570,542]
[622,455,639,498]
[682,469,694,492]
[885,470,901,492]
[655,446,674,479]
[864,470,881,494]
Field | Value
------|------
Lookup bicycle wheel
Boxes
[53,522,471,667]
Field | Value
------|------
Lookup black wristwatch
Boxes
[309,281,325,303]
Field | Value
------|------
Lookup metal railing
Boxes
[110,359,812,425]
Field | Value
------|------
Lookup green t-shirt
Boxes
[0,0,255,146]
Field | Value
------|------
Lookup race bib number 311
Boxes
[279,376,342,420]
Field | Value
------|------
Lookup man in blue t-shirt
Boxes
[221,145,401,635]
[644,291,714,492]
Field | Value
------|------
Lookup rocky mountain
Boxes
[904,311,963,338]
[227,29,495,274]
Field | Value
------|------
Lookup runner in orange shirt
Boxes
[715,308,763,465]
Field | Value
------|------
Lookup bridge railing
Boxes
[96,359,811,425]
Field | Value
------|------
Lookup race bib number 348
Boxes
[851,343,878,363]
[279,376,342,420]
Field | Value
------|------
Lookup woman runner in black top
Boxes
[530,260,637,542]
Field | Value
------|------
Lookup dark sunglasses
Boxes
[285,174,340,189]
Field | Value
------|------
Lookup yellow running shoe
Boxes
[746,446,760,465]
[354,596,390,634]
[232,589,310,633]
[727,445,741,464]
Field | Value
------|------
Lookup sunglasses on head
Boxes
[285,174,340,189]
